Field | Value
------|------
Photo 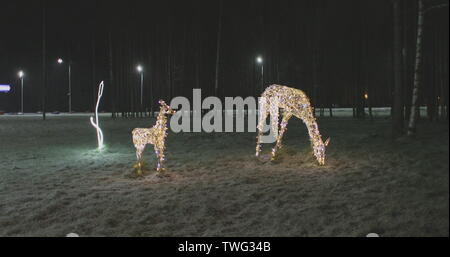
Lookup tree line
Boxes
[33,0,449,138]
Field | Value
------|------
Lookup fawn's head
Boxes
[158,100,177,115]
[314,137,330,165]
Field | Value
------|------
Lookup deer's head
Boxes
[158,100,177,115]
[314,137,330,165]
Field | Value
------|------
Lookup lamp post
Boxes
[18,70,24,114]
[58,58,72,113]
[256,56,264,93]
[136,65,144,110]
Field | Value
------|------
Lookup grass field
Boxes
[0,113,448,236]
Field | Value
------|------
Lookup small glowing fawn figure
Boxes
[132,100,176,173]
[256,85,330,165]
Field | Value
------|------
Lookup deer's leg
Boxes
[256,97,269,157]
[271,112,292,159]
[135,144,145,174]
[269,101,280,160]
[135,145,144,161]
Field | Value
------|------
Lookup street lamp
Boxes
[256,56,263,64]
[18,70,24,114]
[57,58,72,113]
[136,65,144,108]
[256,56,264,93]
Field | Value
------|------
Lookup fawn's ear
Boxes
[324,137,330,147]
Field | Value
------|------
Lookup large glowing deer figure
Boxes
[256,85,330,165]
[132,100,176,172]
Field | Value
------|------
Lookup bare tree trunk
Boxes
[108,28,116,118]
[443,29,449,121]
[41,0,47,120]
[407,0,424,136]
[167,6,173,100]
[312,0,321,113]
[438,33,445,121]
[194,2,201,92]
[392,0,404,137]
[92,32,96,111]
[402,0,411,122]
[214,0,223,97]
[364,14,372,121]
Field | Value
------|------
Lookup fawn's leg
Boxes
[154,145,165,172]
[153,146,160,172]
[271,112,292,159]
[159,146,166,172]
[256,97,269,157]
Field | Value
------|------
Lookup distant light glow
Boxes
[90,81,105,149]
[57,58,63,64]
[18,71,24,78]
[0,85,11,93]
[364,93,369,100]
[136,65,143,72]
[256,56,263,64]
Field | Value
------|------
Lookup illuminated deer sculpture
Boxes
[256,85,330,165]
[132,100,176,173]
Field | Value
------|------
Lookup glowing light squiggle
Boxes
[90,81,104,149]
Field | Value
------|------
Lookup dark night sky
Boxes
[0,0,448,113]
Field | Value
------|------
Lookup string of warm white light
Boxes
[132,100,176,173]
[90,81,104,149]
[256,84,330,165]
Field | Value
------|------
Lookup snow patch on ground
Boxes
[0,114,448,236]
